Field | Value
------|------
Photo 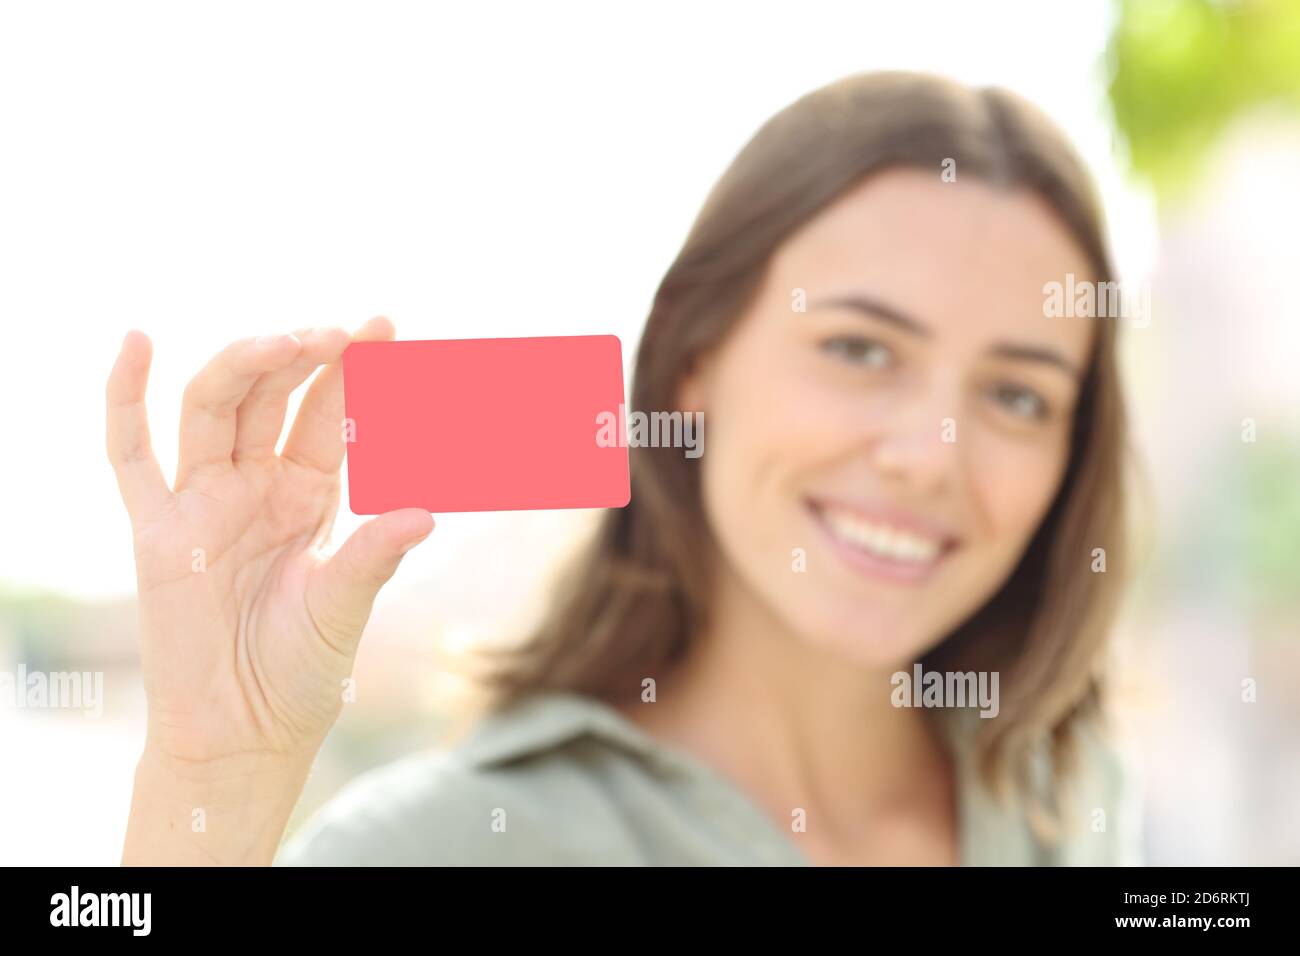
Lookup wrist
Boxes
[136,743,316,791]
[124,747,316,866]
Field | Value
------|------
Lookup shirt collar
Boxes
[453,691,665,769]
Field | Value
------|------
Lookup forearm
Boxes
[123,749,313,866]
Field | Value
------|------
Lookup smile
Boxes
[806,498,958,584]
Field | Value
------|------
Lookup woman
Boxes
[109,71,1139,866]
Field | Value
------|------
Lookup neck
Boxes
[624,561,955,850]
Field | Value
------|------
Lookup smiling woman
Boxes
[113,70,1136,868]
[456,71,1132,863]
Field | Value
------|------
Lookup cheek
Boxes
[694,327,841,591]
[700,352,805,524]
[967,432,1070,545]
[701,321,870,519]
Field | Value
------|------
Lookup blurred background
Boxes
[0,0,1296,865]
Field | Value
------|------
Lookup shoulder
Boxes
[275,693,664,866]
[1043,716,1144,866]
[947,706,1144,866]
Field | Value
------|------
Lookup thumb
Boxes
[305,509,434,652]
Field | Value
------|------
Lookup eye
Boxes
[989,383,1049,420]
[820,335,893,370]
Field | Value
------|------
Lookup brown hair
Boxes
[474,71,1128,827]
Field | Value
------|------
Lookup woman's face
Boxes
[683,168,1096,669]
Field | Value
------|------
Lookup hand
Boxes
[107,318,433,771]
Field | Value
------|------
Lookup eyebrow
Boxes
[810,294,1083,378]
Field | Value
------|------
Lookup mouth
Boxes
[805,497,960,584]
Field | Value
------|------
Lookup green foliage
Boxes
[1107,0,1300,201]
[1178,431,1300,612]
[1233,435,1300,607]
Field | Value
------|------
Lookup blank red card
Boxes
[341,335,631,514]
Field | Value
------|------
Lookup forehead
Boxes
[770,167,1097,359]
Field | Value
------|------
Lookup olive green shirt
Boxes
[275,691,1142,866]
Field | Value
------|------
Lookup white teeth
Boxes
[819,506,942,564]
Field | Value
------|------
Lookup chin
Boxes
[781,598,943,672]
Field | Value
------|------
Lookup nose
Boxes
[866,379,964,497]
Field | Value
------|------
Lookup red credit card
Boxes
[341,335,631,514]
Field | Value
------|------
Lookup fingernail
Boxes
[256,334,285,347]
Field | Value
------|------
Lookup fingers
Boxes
[281,316,395,474]
[304,509,433,653]
[231,326,352,465]
[106,331,171,523]
[176,334,303,485]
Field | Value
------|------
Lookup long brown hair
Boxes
[474,71,1128,826]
